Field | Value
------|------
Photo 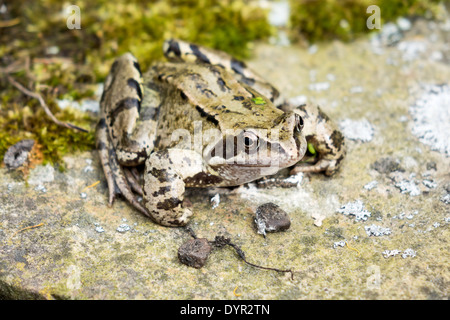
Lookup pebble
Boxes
[3,139,35,169]
[371,157,401,174]
[178,238,212,269]
[254,203,291,237]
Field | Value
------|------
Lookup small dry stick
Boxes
[0,18,20,28]
[345,241,361,255]
[10,222,44,238]
[212,236,295,280]
[82,180,101,192]
[4,74,88,133]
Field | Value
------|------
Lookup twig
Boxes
[0,18,20,28]
[4,73,88,133]
[345,241,361,255]
[10,223,44,238]
[233,286,242,297]
[82,180,100,192]
[212,236,295,280]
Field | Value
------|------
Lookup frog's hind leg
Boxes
[96,118,118,205]
[96,118,149,216]
[124,167,143,196]
[163,39,282,105]
[98,53,159,220]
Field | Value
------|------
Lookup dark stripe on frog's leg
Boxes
[163,39,182,59]
[127,78,143,102]
[133,61,142,77]
[189,44,211,64]
[96,117,118,205]
[108,97,140,127]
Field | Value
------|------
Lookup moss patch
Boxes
[289,0,443,43]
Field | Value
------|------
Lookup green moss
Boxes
[0,85,95,166]
[289,0,443,43]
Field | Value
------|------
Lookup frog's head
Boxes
[205,111,307,184]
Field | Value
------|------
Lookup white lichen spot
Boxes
[397,40,427,61]
[394,179,421,196]
[266,0,290,27]
[339,118,374,142]
[410,84,450,156]
[288,95,307,106]
[422,179,437,189]
[350,86,364,94]
[211,193,220,209]
[441,194,450,204]
[401,248,417,259]
[396,17,412,31]
[365,224,392,237]
[337,200,371,221]
[116,224,131,233]
[333,241,346,249]
[283,172,303,187]
[382,249,402,258]
[35,184,47,193]
[364,180,378,191]
[308,82,330,92]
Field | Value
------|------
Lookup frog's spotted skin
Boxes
[97,39,344,226]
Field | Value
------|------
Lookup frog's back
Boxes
[143,61,285,132]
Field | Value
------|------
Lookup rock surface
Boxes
[1,18,449,299]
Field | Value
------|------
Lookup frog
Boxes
[96,39,345,227]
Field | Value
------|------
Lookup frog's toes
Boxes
[290,157,342,176]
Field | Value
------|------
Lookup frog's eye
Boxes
[243,131,259,151]
[294,114,304,133]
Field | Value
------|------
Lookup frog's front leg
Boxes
[143,149,219,227]
[289,104,346,176]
